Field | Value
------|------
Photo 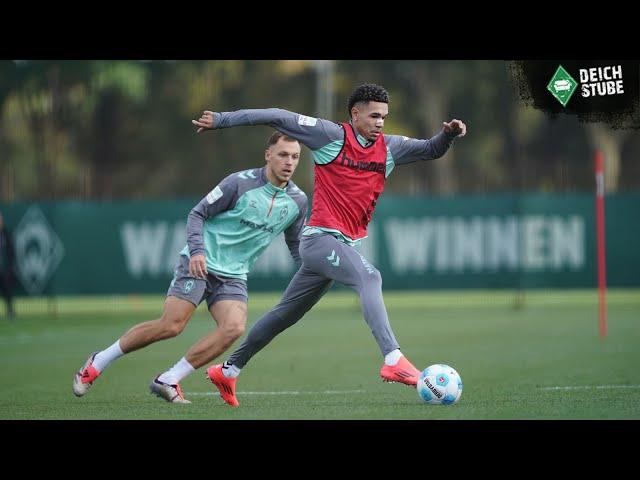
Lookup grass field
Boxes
[1,289,638,420]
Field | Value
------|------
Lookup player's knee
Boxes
[160,314,188,337]
[361,268,382,289]
[371,268,382,284]
[166,321,186,338]
[220,320,245,340]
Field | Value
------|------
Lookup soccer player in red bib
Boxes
[192,84,467,407]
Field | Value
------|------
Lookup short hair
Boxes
[267,131,298,148]
[347,83,389,116]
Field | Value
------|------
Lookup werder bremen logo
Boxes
[183,279,195,294]
[547,65,578,107]
[14,205,65,295]
[278,206,288,223]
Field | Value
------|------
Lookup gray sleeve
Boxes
[284,193,308,268]
[187,174,239,256]
[213,109,343,151]
[386,129,457,166]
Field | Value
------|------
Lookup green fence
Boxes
[1,193,638,295]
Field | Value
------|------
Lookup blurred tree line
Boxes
[1,60,638,202]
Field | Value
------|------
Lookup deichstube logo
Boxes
[547,64,625,107]
[547,65,578,107]
[13,205,65,295]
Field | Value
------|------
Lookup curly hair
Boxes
[347,83,389,117]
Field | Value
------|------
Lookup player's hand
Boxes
[443,119,467,137]
[192,110,215,133]
[189,254,207,279]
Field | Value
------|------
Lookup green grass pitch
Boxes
[1,289,638,420]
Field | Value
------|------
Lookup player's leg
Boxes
[73,296,197,398]
[73,255,202,398]
[151,275,247,403]
[227,265,332,369]
[209,265,332,406]
[187,300,248,367]
[119,296,197,353]
[155,301,248,387]
[301,234,420,386]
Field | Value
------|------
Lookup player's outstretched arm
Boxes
[385,119,467,171]
[442,119,467,138]
[191,108,341,151]
[192,110,215,133]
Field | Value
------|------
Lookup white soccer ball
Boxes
[417,364,463,405]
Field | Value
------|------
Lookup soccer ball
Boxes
[417,364,463,405]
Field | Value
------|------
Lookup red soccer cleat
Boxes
[380,356,421,387]
[206,364,239,407]
[73,352,101,397]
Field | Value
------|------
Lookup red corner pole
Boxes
[595,150,607,339]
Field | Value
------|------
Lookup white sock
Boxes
[92,340,125,372]
[384,349,403,366]
[221,361,241,378]
[157,357,196,385]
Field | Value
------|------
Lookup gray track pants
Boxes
[227,233,400,368]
